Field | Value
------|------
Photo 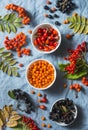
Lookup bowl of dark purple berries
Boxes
[49,98,77,126]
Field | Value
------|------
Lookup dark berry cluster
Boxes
[56,0,76,13]
[13,89,35,114]
[49,98,76,124]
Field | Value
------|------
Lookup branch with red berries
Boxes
[59,41,88,80]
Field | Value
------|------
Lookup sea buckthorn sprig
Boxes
[70,84,82,92]
[59,41,88,79]
[4,32,31,57]
[5,4,30,25]
[82,77,88,86]
[22,116,40,130]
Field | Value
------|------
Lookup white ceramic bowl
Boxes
[26,59,56,90]
[50,98,78,126]
[31,23,61,54]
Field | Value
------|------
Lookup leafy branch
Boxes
[65,13,88,34]
[0,13,22,33]
[0,47,19,76]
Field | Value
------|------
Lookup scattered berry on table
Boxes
[46,0,52,5]
[66,34,74,39]
[38,92,42,97]
[19,63,24,67]
[44,5,50,10]
[82,77,88,86]
[41,123,46,127]
[41,116,46,121]
[55,21,61,26]
[63,19,69,24]
[28,30,32,34]
[48,14,53,19]
[47,124,52,128]
[54,14,59,18]
[51,7,57,12]
[73,12,77,16]
[31,90,35,94]
[44,14,48,17]
[63,83,67,88]
[39,105,46,110]
[70,84,82,92]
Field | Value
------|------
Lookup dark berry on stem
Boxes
[44,5,50,10]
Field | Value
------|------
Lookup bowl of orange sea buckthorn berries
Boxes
[31,23,61,54]
[26,59,56,90]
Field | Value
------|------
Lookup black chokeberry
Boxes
[55,21,61,26]
[44,5,50,10]
[48,14,53,19]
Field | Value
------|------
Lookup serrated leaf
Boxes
[3,14,10,21]
[81,16,86,24]
[78,25,85,34]
[8,13,16,23]
[7,67,12,76]
[0,24,4,32]
[12,68,19,77]
[6,120,18,128]
[3,105,9,118]
[0,62,4,70]
[1,52,11,58]
[14,17,22,23]
[69,23,76,29]
[5,24,11,33]
[74,24,81,33]
[9,60,17,66]
[73,24,79,33]
[10,115,21,121]
[3,65,8,73]
[14,22,23,28]
[10,24,17,33]
[83,25,88,34]
[64,71,87,79]
[59,63,69,72]
[77,15,81,23]
[8,90,16,99]
[0,109,5,123]
[0,47,4,53]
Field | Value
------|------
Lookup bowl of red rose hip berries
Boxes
[31,23,61,54]
[49,98,77,126]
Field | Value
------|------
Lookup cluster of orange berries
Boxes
[70,84,82,92]
[5,4,30,25]
[4,32,30,57]
[82,77,88,86]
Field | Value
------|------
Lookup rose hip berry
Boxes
[33,27,59,52]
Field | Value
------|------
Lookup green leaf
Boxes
[3,14,10,21]
[69,23,76,29]
[7,67,12,76]
[8,13,16,22]
[14,23,23,28]
[3,65,8,73]
[10,24,17,33]
[14,122,28,130]
[81,16,86,24]
[9,60,17,66]
[61,105,68,113]
[5,24,11,33]
[83,25,88,34]
[64,71,87,79]
[14,17,22,23]
[74,24,81,33]
[59,63,69,72]
[0,47,4,53]
[77,15,81,23]
[0,24,4,32]
[78,25,85,34]
[8,90,16,99]
[1,52,11,58]
[12,68,19,77]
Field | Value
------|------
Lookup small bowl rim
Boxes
[50,98,78,126]
[26,59,56,90]
[31,23,61,54]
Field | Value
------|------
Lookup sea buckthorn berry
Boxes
[47,124,52,128]
[41,116,46,121]
[31,90,35,94]
[19,63,24,67]
[44,14,48,17]
[39,105,46,110]
[41,123,46,127]
[69,84,82,92]
[66,34,73,39]
[73,12,77,17]
[38,92,42,97]
[46,0,52,5]
[63,84,67,88]
[63,20,69,24]
[28,30,32,34]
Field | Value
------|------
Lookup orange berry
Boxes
[41,116,46,121]
[47,124,52,128]
[41,123,46,127]
[19,63,24,67]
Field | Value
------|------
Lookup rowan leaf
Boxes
[0,47,5,53]
[10,24,17,33]
[5,24,11,33]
